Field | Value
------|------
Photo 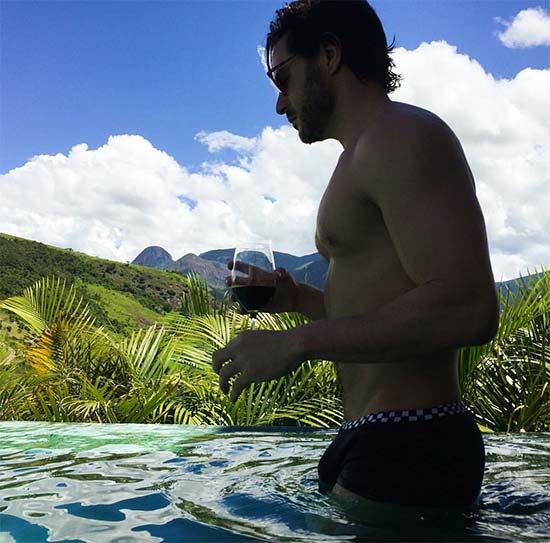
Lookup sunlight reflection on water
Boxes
[0,422,548,542]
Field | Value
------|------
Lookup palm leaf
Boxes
[459,268,550,431]
[461,273,550,432]
[0,277,88,334]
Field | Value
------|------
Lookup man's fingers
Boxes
[227,260,249,273]
[226,275,249,287]
[227,260,271,282]
[229,374,250,403]
[212,346,233,374]
[219,361,241,395]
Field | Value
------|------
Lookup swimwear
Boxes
[318,401,485,507]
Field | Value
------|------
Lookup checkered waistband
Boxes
[341,401,469,430]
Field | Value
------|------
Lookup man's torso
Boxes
[315,101,461,420]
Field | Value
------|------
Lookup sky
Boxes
[1,0,549,281]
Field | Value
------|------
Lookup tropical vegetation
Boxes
[0,269,549,432]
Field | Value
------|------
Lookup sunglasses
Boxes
[266,54,298,95]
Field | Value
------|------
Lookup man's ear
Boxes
[319,32,342,75]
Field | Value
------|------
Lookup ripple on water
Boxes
[0,423,548,543]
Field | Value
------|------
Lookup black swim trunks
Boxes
[318,402,485,507]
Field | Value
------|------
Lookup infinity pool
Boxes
[0,422,548,542]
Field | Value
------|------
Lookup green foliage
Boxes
[0,276,342,427]
[83,283,164,336]
[0,232,188,334]
[180,273,222,317]
[0,266,548,431]
[460,268,550,432]
[160,310,342,427]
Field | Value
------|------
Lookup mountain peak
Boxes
[133,246,174,270]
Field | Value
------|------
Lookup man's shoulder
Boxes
[360,101,453,152]
[352,101,462,176]
[351,102,466,200]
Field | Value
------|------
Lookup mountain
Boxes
[202,249,329,288]
[133,247,228,290]
[134,247,329,289]
[175,254,227,287]
[0,233,190,337]
[133,246,174,270]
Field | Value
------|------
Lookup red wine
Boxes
[231,285,276,312]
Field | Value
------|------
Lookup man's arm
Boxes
[212,114,500,402]
[291,116,499,364]
[294,282,326,321]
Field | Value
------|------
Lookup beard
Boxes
[297,64,336,144]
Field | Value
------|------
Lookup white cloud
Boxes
[0,131,340,265]
[258,44,281,94]
[392,41,550,280]
[496,7,550,48]
[195,130,258,154]
[1,41,548,281]
[257,45,268,72]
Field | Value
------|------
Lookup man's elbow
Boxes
[467,290,500,346]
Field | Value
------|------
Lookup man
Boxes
[212,0,499,507]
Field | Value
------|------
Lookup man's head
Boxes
[265,0,400,143]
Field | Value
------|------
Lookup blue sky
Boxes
[1,1,549,280]
[1,0,548,173]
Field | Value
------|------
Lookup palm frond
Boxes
[116,325,172,383]
[180,272,222,316]
[0,277,92,335]
[461,270,550,431]
[0,358,31,419]
[459,269,550,427]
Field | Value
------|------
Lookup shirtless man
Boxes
[212,0,499,507]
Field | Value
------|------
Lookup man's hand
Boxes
[226,261,299,314]
[211,329,304,402]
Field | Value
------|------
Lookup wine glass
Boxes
[231,242,276,328]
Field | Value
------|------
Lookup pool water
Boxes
[0,422,548,542]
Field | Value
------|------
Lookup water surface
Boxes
[0,422,548,542]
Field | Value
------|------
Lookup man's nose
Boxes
[275,92,288,116]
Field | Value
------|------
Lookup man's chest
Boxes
[315,161,386,259]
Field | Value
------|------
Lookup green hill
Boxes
[0,232,189,341]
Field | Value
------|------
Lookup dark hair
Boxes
[266,0,401,93]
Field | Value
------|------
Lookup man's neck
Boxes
[329,81,391,149]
